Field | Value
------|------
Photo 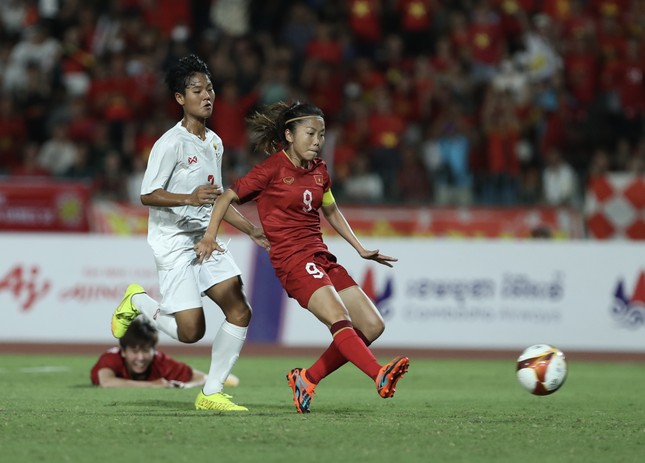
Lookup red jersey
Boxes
[347,0,382,42]
[397,0,434,32]
[90,347,192,385]
[232,152,332,271]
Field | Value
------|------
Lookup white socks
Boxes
[131,292,179,340]
[203,321,247,395]
[131,293,247,394]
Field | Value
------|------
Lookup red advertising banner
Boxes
[90,201,584,239]
[0,179,91,232]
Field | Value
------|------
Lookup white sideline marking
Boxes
[19,366,71,373]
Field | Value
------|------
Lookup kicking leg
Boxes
[305,286,385,384]
[309,287,409,399]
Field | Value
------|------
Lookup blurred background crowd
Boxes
[0,0,643,208]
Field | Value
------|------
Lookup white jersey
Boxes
[141,122,224,269]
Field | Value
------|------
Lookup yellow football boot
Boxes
[195,391,248,411]
[111,284,145,338]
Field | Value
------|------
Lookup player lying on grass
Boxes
[91,316,239,389]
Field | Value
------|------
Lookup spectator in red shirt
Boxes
[541,0,573,23]
[367,87,407,196]
[465,3,505,82]
[139,0,191,38]
[133,118,164,162]
[91,316,239,388]
[347,0,382,56]
[86,53,144,149]
[481,87,522,204]
[305,22,344,66]
[350,55,386,100]
[329,135,360,183]
[449,10,471,63]
[396,0,437,55]
[410,54,436,121]
[59,25,95,97]
[210,79,258,155]
[301,60,344,123]
[494,3,527,66]
[87,52,142,122]
[66,97,98,145]
[563,35,599,105]
[396,144,432,203]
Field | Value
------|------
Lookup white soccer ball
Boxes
[516,344,567,395]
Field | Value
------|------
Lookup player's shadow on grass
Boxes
[117,399,194,409]
[110,399,291,415]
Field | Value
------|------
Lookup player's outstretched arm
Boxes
[222,205,270,251]
[194,188,238,263]
[322,202,397,268]
[96,368,174,388]
[172,368,207,389]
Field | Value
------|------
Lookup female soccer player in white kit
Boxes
[111,54,269,411]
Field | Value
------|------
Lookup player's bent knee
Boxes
[362,318,385,341]
[226,303,252,327]
[178,325,206,343]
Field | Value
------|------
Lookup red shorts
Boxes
[277,252,357,308]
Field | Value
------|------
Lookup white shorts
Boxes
[157,249,241,314]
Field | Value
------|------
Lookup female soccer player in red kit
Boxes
[195,101,409,413]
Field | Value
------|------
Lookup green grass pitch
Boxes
[1,353,644,463]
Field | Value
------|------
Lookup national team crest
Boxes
[314,175,323,186]
[283,177,295,184]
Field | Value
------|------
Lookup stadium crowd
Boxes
[0,0,643,208]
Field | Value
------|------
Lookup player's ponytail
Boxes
[247,101,324,155]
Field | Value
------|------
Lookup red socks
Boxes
[306,320,380,381]
[306,327,372,384]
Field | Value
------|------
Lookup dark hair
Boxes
[246,101,324,155]
[119,316,159,350]
[164,54,212,95]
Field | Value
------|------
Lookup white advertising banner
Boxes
[281,238,645,352]
[0,234,253,346]
[2,234,645,352]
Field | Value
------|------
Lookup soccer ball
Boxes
[516,344,567,395]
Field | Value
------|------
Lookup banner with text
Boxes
[2,234,644,352]
[0,180,91,232]
[281,239,645,352]
[0,234,257,346]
